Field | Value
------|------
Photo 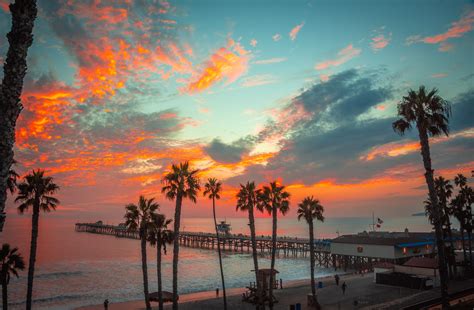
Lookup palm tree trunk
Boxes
[468,231,473,268]
[248,205,261,307]
[212,197,227,310]
[417,127,449,308]
[2,281,7,310]
[309,220,316,306]
[0,0,38,232]
[268,205,277,310]
[26,204,39,310]
[460,225,467,265]
[141,234,151,310]
[172,194,182,310]
[157,232,163,310]
[446,219,457,278]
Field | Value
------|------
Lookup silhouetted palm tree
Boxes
[203,178,227,310]
[0,0,38,232]
[454,174,473,266]
[392,86,450,307]
[148,213,173,310]
[15,169,59,310]
[124,196,159,310]
[7,160,19,195]
[162,162,200,310]
[236,181,262,307]
[259,181,290,309]
[297,196,324,307]
[1,243,25,310]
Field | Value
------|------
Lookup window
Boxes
[403,247,407,255]
[357,246,363,253]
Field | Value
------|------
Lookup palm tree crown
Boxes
[392,86,451,137]
[236,181,260,212]
[15,169,60,213]
[124,196,159,237]
[161,162,200,202]
[1,243,25,284]
[7,160,19,195]
[203,178,222,200]
[148,213,174,252]
[297,196,325,224]
[259,181,290,216]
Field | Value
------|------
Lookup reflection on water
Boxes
[1,215,432,309]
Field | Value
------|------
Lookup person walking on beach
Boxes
[103,299,109,310]
[216,287,219,298]
[341,282,347,295]
[280,278,283,289]
[335,274,340,286]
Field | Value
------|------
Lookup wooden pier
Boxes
[75,222,394,271]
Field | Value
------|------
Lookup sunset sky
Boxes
[0,0,473,221]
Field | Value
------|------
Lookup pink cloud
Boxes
[371,34,391,51]
[272,33,281,42]
[185,38,250,93]
[0,0,9,12]
[315,44,361,70]
[289,22,304,41]
[241,74,277,88]
[438,42,454,52]
[423,10,474,44]
[431,73,448,78]
[250,39,258,47]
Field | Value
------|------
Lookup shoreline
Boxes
[77,272,352,310]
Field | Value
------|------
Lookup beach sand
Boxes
[77,272,428,310]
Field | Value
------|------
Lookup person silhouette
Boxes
[103,299,109,310]
[341,282,347,295]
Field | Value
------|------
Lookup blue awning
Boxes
[395,241,434,248]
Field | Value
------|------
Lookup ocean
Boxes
[0,214,434,309]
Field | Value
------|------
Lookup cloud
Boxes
[241,74,278,88]
[204,138,253,163]
[185,38,250,93]
[315,44,361,70]
[431,73,447,78]
[254,57,287,65]
[272,33,281,41]
[250,39,257,47]
[423,10,474,44]
[371,33,391,51]
[289,22,304,41]
[406,10,474,51]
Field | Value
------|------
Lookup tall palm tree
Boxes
[1,243,25,310]
[161,161,200,310]
[148,213,173,310]
[124,196,159,310]
[0,0,38,232]
[15,169,59,310]
[454,174,473,266]
[236,181,262,307]
[259,181,290,309]
[392,86,451,307]
[203,178,227,310]
[297,196,325,308]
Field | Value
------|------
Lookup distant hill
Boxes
[412,212,425,216]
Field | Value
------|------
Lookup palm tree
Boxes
[454,174,473,267]
[1,243,25,310]
[392,86,451,307]
[161,162,200,310]
[259,181,290,309]
[236,181,262,306]
[7,160,19,195]
[15,169,59,310]
[297,196,325,308]
[124,196,159,310]
[203,178,227,310]
[148,213,173,310]
[0,0,38,232]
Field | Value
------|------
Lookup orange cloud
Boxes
[361,128,474,161]
[423,10,474,44]
[0,0,9,12]
[315,44,361,70]
[185,39,250,93]
[431,73,448,78]
[371,34,391,51]
[289,22,304,41]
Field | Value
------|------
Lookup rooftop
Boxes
[403,257,439,269]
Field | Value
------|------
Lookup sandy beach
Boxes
[77,272,423,310]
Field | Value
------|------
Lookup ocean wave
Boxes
[35,270,83,279]
[9,293,89,306]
